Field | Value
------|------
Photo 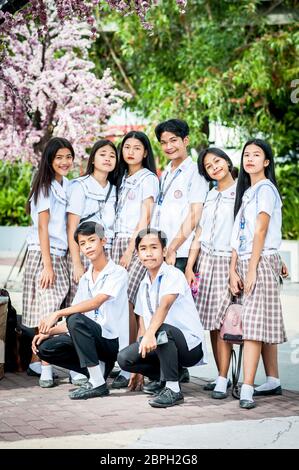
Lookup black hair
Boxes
[197,147,233,182]
[135,227,167,251]
[155,119,189,142]
[27,137,74,213]
[85,139,118,185]
[74,221,105,244]
[234,138,280,218]
[116,131,157,191]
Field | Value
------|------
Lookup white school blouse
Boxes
[67,175,116,240]
[72,259,129,348]
[199,182,237,256]
[27,177,70,256]
[114,168,159,236]
[152,157,208,258]
[231,179,282,259]
[134,262,208,364]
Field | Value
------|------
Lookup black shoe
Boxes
[69,382,109,400]
[253,385,282,397]
[179,368,190,383]
[69,374,89,387]
[203,378,232,391]
[149,387,184,408]
[111,374,129,389]
[211,390,228,399]
[143,380,166,395]
[108,364,120,379]
[239,399,256,409]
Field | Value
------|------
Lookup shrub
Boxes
[276,164,299,240]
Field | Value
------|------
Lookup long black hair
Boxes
[27,137,74,213]
[234,138,279,218]
[197,147,233,182]
[85,139,118,186]
[116,131,157,191]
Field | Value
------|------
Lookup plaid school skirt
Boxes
[22,250,69,328]
[194,251,231,330]
[215,253,287,344]
[111,236,146,305]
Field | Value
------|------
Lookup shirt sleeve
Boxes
[141,174,160,201]
[71,277,86,306]
[134,285,144,317]
[67,182,86,216]
[99,268,128,300]
[35,190,50,213]
[256,185,278,216]
[188,172,209,204]
[161,269,187,298]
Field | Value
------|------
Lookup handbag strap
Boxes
[231,343,243,399]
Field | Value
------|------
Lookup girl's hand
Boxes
[40,265,55,289]
[128,373,144,392]
[244,268,257,296]
[281,262,289,278]
[165,249,176,266]
[120,249,133,269]
[185,266,196,286]
[39,312,59,334]
[32,333,50,354]
[73,262,85,283]
[138,333,157,359]
[229,270,243,296]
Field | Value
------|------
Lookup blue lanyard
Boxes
[88,274,108,321]
[157,168,182,206]
[145,275,163,315]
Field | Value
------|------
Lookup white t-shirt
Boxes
[27,177,69,255]
[134,262,207,364]
[67,175,116,240]
[199,182,237,256]
[231,179,282,258]
[72,259,129,349]
[115,168,159,236]
[151,157,208,257]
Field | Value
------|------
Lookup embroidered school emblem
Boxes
[231,192,235,196]
[174,190,183,199]
[128,190,136,200]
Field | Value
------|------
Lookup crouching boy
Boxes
[118,228,207,408]
[33,222,129,400]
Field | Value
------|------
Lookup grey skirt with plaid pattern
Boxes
[111,236,146,305]
[22,250,69,328]
[194,251,231,330]
[215,253,287,344]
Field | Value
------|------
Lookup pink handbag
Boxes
[220,303,243,345]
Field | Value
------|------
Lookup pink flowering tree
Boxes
[0,2,129,164]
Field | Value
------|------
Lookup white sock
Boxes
[214,376,228,393]
[40,365,53,381]
[240,383,254,401]
[119,370,130,380]
[69,370,87,381]
[29,361,41,374]
[99,360,106,376]
[166,381,180,393]
[255,376,280,392]
[87,365,105,389]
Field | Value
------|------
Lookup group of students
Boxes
[22,118,287,409]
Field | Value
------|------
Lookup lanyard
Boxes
[145,275,163,315]
[88,273,109,321]
[157,168,182,206]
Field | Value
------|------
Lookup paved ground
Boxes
[0,252,299,449]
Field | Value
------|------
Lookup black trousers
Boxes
[118,323,203,382]
[175,257,188,273]
[38,313,118,379]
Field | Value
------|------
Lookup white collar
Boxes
[209,181,237,199]
[85,258,116,286]
[144,261,169,286]
[74,175,110,199]
[165,156,192,174]
[51,177,68,204]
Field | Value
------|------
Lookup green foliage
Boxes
[0,161,32,226]
[276,164,299,240]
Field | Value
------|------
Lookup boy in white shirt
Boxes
[32,222,129,400]
[118,228,207,408]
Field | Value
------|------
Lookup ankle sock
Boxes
[119,370,130,380]
[166,381,180,393]
[87,365,105,389]
[29,361,41,374]
[214,376,228,393]
[240,383,254,401]
[70,370,87,381]
[40,364,53,381]
[255,376,280,392]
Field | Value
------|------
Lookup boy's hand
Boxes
[32,333,50,354]
[39,311,59,334]
[138,333,157,358]
[129,373,144,391]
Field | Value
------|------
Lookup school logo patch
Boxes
[128,189,136,200]
[174,190,183,199]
